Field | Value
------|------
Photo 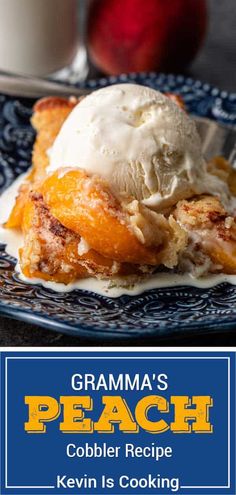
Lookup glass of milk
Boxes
[0,0,88,80]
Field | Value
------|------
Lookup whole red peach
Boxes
[87,0,208,75]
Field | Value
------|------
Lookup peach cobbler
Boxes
[2,83,236,293]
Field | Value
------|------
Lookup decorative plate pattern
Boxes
[0,73,236,340]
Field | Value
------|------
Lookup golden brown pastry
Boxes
[4,87,236,285]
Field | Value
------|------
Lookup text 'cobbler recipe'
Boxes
[23,372,214,492]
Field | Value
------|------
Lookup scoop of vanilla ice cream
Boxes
[48,83,228,210]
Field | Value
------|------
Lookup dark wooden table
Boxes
[1,0,236,346]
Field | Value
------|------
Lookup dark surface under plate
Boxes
[0,73,236,342]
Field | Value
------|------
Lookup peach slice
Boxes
[5,183,29,229]
[39,169,175,266]
[20,194,142,283]
[5,170,34,228]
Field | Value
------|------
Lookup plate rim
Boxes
[1,297,236,340]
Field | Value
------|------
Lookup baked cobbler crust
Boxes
[5,94,236,284]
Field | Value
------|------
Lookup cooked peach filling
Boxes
[4,95,236,284]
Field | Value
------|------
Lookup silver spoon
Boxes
[0,70,90,98]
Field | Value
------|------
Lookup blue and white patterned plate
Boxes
[1,73,236,340]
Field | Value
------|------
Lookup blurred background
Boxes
[85,0,236,92]
[185,0,236,92]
